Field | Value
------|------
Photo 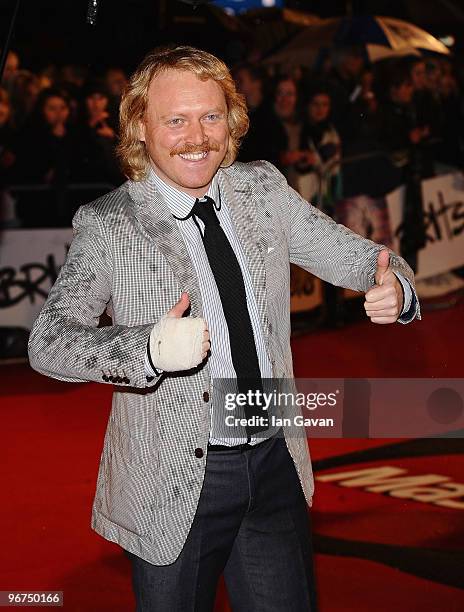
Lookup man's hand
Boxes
[148,292,210,372]
[364,250,403,324]
[166,292,210,361]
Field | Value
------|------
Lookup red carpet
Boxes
[1,301,463,610]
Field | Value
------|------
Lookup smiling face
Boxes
[139,69,229,198]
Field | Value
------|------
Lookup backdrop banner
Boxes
[335,172,464,282]
[386,172,464,280]
[0,228,73,329]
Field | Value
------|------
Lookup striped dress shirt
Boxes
[145,171,278,446]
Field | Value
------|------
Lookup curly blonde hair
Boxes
[117,45,249,181]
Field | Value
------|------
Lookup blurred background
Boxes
[1,0,464,352]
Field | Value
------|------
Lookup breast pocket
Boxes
[264,234,290,289]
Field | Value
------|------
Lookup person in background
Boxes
[233,63,268,163]
[268,75,308,189]
[75,79,123,185]
[340,65,396,198]
[381,65,426,174]
[327,46,365,141]
[233,63,265,113]
[105,67,128,99]
[58,64,89,122]
[0,87,17,225]
[7,70,42,128]
[1,50,20,89]
[15,88,76,183]
[14,88,78,226]
[380,64,428,271]
[60,64,88,90]
[104,67,128,123]
[409,57,440,163]
[296,86,343,327]
[296,86,341,209]
[437,58,463,168]
[350,67,381,148]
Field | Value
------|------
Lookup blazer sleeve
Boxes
[261,161,421,323]
[28,204,158,387]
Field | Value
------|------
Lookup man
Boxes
[28,46,420,611]
[326,46,365,142]
[233,63,269,164]
[381,64,429,271]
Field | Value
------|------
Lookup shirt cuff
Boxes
[393,272,414,320]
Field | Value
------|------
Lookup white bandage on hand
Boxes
[149,316,207,372]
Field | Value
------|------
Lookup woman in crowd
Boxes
[295,86,342,210]
[74,79,123,185]
[14,88,79,226]
[15,88,77,183]
[8,70,42,128]
[270,75,307,190]
[296,86,344,327]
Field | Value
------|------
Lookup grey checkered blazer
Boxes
[28,160,420,565]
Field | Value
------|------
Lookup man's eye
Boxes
[205,114,220,121]
[168,118,183,125]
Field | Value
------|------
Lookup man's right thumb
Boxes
[167,292,190,318]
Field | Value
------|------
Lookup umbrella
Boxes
[264,15,449,68]
[238,8,322,58]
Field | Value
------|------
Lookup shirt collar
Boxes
[150,168,220,220]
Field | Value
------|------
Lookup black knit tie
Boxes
[191,196,268,437]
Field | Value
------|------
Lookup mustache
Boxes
[170,140,220,157]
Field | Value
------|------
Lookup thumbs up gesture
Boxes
[149,292,210,371]
[166,292,191,319]
[166,292,211,362]
[364,250,403,324]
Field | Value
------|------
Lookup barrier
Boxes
[0,227,73,329]
[1,168,463,335]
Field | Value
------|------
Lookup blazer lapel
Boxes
[218,169,270,352]
[127,169,203,317]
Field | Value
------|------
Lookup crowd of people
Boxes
[235,47,462,198]
[1,46,463,260]
[234,48,463,269]
[0,51,126,226]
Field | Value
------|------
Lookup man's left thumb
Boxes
[375,249,390,285]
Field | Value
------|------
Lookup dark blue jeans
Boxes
[126,435,317,611]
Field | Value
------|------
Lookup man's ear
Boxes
[138,120,146,142]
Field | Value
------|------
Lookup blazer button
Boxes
[194,448,204,459]
[203,391,209,403]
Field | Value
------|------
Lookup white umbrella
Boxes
[264,15,449,68]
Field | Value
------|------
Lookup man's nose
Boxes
[186,120,206,146]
